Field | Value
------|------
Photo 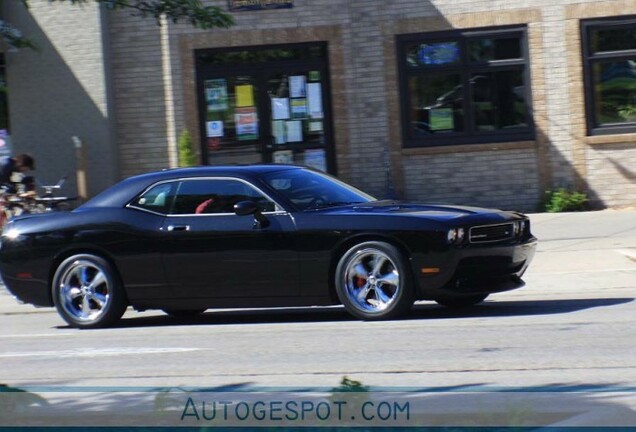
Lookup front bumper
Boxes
[413,236,537,300]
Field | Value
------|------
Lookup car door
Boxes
[160,177,299,298]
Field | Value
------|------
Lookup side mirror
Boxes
[234,201,270,229]
[234,200,258,216]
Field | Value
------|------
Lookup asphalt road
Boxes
[1,210,635,391]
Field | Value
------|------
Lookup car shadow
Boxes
[78,297,635,329]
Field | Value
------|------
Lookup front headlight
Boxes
[447,227,465,245]
[513,220,527,237]
[3,229,21,240]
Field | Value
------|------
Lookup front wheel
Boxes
[335,241,414,320]
[52,254,127,329]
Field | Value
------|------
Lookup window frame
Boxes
[396,26,534,148]
[581,16,636,135]
[127,177,285,216]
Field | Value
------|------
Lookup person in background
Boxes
[0,154,35,191]
[0,154,35,227]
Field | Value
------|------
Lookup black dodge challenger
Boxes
[0,165,537,328]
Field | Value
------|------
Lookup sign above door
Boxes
[228,0,293,12]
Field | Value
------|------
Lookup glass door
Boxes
[201,74,263,166]
[196,43,335,174]
[263,69,329,172]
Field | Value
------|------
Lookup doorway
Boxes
[195,43,336,174]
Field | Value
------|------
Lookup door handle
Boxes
[167,225,190,232]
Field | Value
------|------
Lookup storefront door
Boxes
[196,43,335,174]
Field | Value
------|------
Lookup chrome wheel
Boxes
[53,254,127,328]
[336,241,414,320]
[344,249,400,312]
[58,259,112,322]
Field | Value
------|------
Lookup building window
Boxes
[582,17,636,135]
[397,27,533,147]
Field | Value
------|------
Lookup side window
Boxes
[131,182,177,214]
[171,179,276,215]
[582,17,636,134]
[397,26,533,147]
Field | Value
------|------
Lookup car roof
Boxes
[81,164,302,209]
[140,164,300,181]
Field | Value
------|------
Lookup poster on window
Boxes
[272,120,286,144]
[289,75,307,98]
[303,149,326,172]
[429,108,454,131]
[307,83,323,119]
[286,120,303,142]
[271,98,290,120]
[206,121,224,138]
[205,79,228,112]
[308,121,323,133]
[236,84,255,107]
[235,107,258,140]
[273,150,294,164]
[291,98,308,119]
[0,130,12,157]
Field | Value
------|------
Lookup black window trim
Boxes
[582,16,636,136]
[397,25,535,148]
[127,177,286,216]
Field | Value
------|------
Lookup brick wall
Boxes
[6,0,635,209]
[3,0,117,196]
[107,11,169,178]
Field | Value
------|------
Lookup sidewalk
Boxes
[528,209,636,273]
[523,209,636,295]
[1,209,635,315]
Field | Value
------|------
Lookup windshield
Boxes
[260,168,375,211]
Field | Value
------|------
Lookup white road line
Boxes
[0,333,66,339]
[0,347,201,358]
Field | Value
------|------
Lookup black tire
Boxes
[162,309,206,318]
[335,241,414,320]
[435,294,489,308]
[52,254,128,329]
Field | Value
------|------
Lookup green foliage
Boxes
[178,129,197,167]
[544,188,588,213]
[0,19,39,50]
[2,0,234,50]
[330,376,369,393]
[50,0,235,29]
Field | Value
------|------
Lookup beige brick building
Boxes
[2,0,636,211]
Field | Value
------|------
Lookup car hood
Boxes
[314,200,519,222]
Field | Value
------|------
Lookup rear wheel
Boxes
[435,294,488,308]
[52,254,127,329]
[335,241,414,320]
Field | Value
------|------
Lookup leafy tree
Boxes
[178,129,198,167]
[1,0,234,49]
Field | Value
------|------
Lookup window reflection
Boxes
[593,60,636,125]
[399,27,532,146]
[468,38,521,62]
[471,70,527,131]
[408,73,464,135]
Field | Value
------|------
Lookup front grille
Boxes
[469,223,514,244]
